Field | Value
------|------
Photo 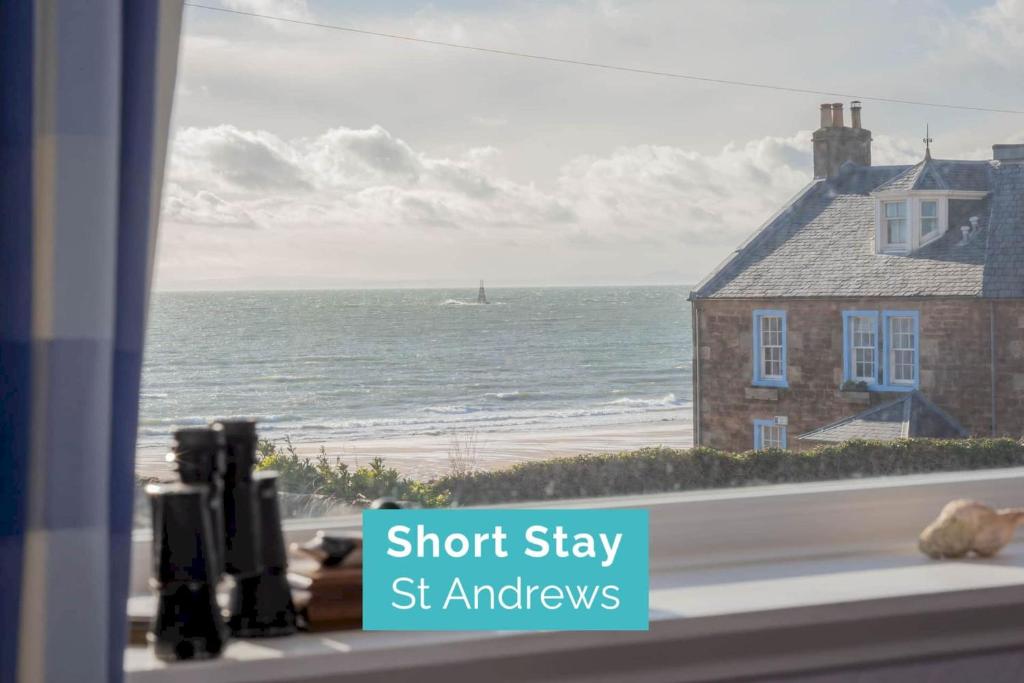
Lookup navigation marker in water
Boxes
[477,280,489,305]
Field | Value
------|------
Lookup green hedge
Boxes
[434,438,1024,506]
[257,438,1024,509]
[254,438,449,507]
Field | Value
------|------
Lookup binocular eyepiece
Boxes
[149,419,296,662]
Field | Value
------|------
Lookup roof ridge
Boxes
[918,158,950,190]
[911,391,969,436]
[928,158,992,164]
[798,391,968,442]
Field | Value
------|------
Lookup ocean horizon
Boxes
[138,285,694,450]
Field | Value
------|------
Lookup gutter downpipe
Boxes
[691,297,702,446]
[990,301,997,437]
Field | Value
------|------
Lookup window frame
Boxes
[881,199,908,250]
[841,310,880,388]
[873,193,967,254]
[881,310,920,391]
[753,418,787,450]
[751,309,788,388]
[919,199,939,241]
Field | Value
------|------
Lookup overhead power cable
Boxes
[183,2,1024,116]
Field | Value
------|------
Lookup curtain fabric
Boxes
[0,2,183,682]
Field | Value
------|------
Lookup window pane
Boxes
[922,217,937,236]
[884,201,906,218]
[759,315,784,379]
[921,201,937,218]
[849,315,876,382]
[887,219,907,244]
[888,316,916,383]
[759,423,785,450]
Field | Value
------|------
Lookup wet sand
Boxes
[136,419,694,481]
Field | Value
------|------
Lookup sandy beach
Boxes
[136,418,694,481]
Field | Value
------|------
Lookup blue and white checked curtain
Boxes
[0,2,183,682]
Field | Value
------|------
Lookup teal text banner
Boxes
[362,508,649,631]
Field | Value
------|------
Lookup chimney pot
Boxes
[850,101,862,129]
[820,103,832,128]
[831,103,844,128]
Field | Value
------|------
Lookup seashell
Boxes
[918,499,1024,559]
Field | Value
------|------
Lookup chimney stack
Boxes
[812,101,872,178]
[993,144,1024,163]
[830,102,844,128]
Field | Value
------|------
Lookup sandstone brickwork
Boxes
[693,298,1024,452]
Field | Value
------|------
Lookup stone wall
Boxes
[692,297,1024,452]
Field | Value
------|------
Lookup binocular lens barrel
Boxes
[146,483,227,661]
[215,419,262,576]
[227,471,297,637]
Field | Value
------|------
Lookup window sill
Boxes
[750,380,787,390]
[745,386,780,401]
[126,468,1024,682]
[837,389,871,403]
[125,547,1024,682]
[873,384,918,393]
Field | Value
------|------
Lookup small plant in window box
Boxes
[839,379,871,402]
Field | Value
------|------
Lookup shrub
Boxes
[251,437,1024,509]
[254,437,450,508]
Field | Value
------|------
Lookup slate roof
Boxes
[874,158,991,193]
[982,162,1024,298]
[797,391,968,443]
[691,158,1024,299]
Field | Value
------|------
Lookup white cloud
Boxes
[165,123,577,232]
[961,0,1024,66]
[557,133,812,244]
[170,125,309,192]
[164,122,852,250]
[163,184,256,227]
[871,134,926,166]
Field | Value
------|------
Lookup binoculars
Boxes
[147,419,296,662]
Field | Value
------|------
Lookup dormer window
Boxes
[874,195,951,254]
[870,157,990,255]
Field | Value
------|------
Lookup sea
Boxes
[138,286,693,449]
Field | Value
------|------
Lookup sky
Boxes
[155,0,1024,290]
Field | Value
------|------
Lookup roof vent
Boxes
[958,216,982,247]
[993,144,1024,163]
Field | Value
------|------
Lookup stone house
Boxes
[688,102,1024,452]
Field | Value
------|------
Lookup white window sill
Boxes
[126,468,1024,682]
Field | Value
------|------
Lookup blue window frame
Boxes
[842,310,919,391]
[881,310,920,391]
[752,309,787,388]
[842,311,880,388]
[753,418,787,450]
